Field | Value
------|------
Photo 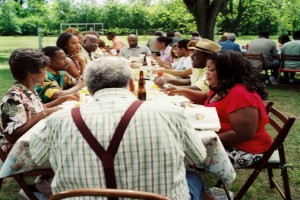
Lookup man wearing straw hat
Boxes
[154,39,221,93]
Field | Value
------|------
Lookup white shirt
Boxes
[172,56,193,70]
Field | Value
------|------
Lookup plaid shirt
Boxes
[30,88,207,200]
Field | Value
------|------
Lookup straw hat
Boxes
[188,39,221,54]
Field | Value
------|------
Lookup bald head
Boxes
[127,34,138,48]
[82,34,99,53]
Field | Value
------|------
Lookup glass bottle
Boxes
[142,54,147,66]
[137,71,146,100]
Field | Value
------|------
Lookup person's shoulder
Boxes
[228,84,248,95]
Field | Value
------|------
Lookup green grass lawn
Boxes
[0,36,299,199]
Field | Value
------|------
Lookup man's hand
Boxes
[154,77,167,88]
[75,76,86,89]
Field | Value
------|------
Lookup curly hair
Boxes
[9,48,49,81]
[207,51,268,100]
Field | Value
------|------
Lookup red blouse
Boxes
[204,84,272,154]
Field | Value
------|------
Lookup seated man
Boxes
[220,33,242,53]
[281,30,300,83]
[106,32,125,54]
[154,39,221,93]
[119,34,151,58]
[156,39,192,71]
[81,34,101,62]
[35,46,85,103]
[30,57,208,200]
[247,31,280,85]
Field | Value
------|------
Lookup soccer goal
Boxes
[60,23,104,34]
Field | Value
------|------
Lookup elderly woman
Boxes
[0,48,74,199]
[166,51,272,167]
[56,32,86,79]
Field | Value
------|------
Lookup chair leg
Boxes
[0,178,3,190]
[267,168,275,188]
[14,175,38,200]
[234,169,263,200]
[281,168,291,200]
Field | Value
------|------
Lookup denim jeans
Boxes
[186,171,204,200]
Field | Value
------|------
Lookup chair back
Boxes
[262,102,295,166]
[50,188,171,200]
[243,53,265,72]
[280,54,300,72]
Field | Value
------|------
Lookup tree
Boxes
[183,0,226,39]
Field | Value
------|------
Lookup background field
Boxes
[0,36,299,200]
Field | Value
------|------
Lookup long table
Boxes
[0,81,236,185]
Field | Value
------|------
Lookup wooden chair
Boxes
[278,54,300,84]
[0,146,54,200]
[50,188,171,200]
[243,53,272,84]
[217,102,295,200]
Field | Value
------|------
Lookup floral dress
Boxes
[0,83,44,143]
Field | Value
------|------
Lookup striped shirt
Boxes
[30,88,207,200]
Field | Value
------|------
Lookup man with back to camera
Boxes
[30,56,208,200]
[247,31,280,85]
[220,33,242,53]
[119,34,151,58]
[281,30,300,83]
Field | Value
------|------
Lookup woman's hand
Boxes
[164,86,183,96]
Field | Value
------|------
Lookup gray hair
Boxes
[84,57,132,94]
[227,33,236,41]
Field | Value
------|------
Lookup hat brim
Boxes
[188,46,215,54]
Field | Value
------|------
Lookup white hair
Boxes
[84,57,132,94]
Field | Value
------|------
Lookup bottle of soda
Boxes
[137,71,146,100]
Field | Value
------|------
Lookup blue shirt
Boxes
[220,40,242,53]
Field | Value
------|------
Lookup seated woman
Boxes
[153,36,173,62]
[165,51,272,167]
[0,48,77,199]
[56,32,86,79]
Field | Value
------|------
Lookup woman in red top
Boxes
[166,51,272,167]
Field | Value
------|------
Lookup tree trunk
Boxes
[183,0,226,40]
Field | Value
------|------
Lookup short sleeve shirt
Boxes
[0,83,44,136]
[190,68,209,92]
[35,68,67,103]
[204,84,272,154]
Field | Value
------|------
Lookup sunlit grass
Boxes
[0,36,299,199]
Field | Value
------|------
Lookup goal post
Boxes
[60,23,104,35]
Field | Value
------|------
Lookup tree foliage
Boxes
[0,0,299,36]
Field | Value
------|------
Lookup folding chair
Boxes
[0,146,54,200]
[50,188,171,200]
[278,54,300,84]
[243,53,272,84]
[217,102,295,200]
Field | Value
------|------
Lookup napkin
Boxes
[183,104,221,131]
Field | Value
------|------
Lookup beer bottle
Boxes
[142,54,147,66]
[137,71,147,100]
